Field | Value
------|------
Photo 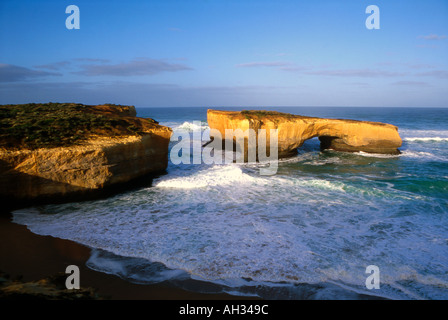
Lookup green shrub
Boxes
[0,103,152,150]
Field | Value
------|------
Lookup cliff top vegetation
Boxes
[0,103,160,150]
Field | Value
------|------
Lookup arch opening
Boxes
[318,136,339,151]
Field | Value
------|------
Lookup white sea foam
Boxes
[401,151,433,157]
[399,129,448,145]
[400,151,447,162]
[155,164,352,195]
[13,186,448,300]
[155,165,261,189]
[12,178,448,300]
[297,179,346,192]
[86,249,189,284]
[350,150,446,162]
[174,121,209,132]
[355,151,401,159]
[404,137,448,142]
[11,135,448,300]
[399,129,448,138]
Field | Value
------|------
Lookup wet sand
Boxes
[0,211,249,300]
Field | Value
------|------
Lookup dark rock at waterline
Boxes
[0,271,103,300]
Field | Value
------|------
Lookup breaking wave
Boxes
[404,137,448,142]
[174,121,209,132]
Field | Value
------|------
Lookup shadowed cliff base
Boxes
[0,167,167,212]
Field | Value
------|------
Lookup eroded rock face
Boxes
[207,109,402,157]
[0,104,172,206]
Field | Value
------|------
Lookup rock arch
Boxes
[207,109,402,157]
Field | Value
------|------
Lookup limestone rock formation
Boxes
[0,103,172,206]
[207,109,402,157]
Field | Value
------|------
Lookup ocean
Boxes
[12,107,448,300]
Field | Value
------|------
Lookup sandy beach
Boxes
[0,211,248,300]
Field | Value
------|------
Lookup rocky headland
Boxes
[207,109,402,157]
[0,103,172,207]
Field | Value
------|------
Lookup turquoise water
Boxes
[13,107,448,299]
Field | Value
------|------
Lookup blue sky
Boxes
[0,0,447,107]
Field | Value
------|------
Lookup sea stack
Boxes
[207,109,402,157]
[0,103,172,206]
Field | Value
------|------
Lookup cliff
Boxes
[207,109,402,157]
[0,103,172,207]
